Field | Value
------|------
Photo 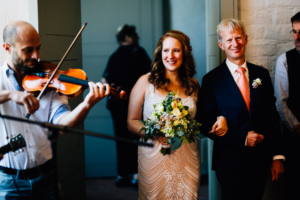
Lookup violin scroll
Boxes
[108,87,127,100]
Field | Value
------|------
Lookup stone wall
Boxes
[240,0,300,77]
[0,0,29,64]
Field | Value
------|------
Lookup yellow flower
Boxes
[182,110,188,116]
[177,101,183,109]
[173,120,180,126]
[171,101,177,108]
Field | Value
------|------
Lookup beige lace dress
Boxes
[138,84,201,200]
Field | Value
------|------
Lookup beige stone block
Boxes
[264,24,293,41]
[269,57,280,76]
[277,42,295,57]
[245,25,265,40]
[247,57,278,77]
[241,10,272,25]
[292,8,300,17]
[266,0,300,8]
[241,0,265,10]
[246,57,272,73]
[246,42,276,58]
[273,9,295,24]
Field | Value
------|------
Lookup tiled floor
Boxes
[86,178,208,200]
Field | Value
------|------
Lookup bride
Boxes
[127,30,227,199]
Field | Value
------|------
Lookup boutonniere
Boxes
[252,78,262,89]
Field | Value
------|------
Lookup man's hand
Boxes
[9,91,39,114]
[209,116,228,136]
[58,82,110,130]
[84,82,110,110]
[271,160,284,181]
[246,131,264,147]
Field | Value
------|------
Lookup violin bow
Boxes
[26,22,88,119]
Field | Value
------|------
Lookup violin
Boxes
[23,61,87,98]
[23,23,126,120]
[22,61,127,99]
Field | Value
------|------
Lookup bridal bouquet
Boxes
[139,92,201,155]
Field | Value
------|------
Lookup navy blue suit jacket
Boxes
[199,61,282,173]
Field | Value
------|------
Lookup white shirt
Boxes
[226,59,249,88]
[0,61,71,169]
[274,52,300,132]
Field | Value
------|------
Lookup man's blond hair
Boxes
[216,19,247,43]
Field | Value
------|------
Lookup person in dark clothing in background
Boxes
[102,24,151,187]
[274,11,300,199]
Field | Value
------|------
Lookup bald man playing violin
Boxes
[0,21,110,199]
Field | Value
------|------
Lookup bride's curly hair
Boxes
[148,30,197,95]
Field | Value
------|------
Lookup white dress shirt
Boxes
[0,61,71,169]
[274,52,300,132]
[226,59,249,88]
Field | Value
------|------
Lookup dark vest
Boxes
[286,48,300,121]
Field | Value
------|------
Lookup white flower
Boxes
[149,114,156,121]
[252,78,262,89]
[254,78,261,84]
[172,108,182,118]
[156,104,164,112]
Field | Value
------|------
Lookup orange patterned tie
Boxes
[236,67,250,111]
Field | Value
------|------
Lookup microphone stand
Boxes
[0,114,153,200]
[48,128,59,200]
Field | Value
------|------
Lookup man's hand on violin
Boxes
[10,91,39,114]
[84,82,110,109]
[57,82,110,129]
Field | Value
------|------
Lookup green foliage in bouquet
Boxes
[139,92,201,155]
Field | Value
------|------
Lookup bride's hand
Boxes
[157,136,169,145]
[209,116,228,136]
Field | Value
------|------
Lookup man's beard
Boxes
[295,38,300,52]
[12,50,37,74]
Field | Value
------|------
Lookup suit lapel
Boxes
[219,62,249,112]
[247,62,257,116]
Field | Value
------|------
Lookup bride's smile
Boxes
[162,37,183,72]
